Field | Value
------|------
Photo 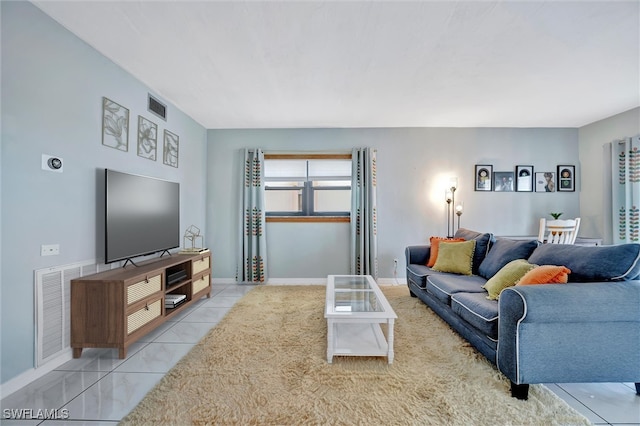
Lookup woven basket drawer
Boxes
[127,299,161,335]
[193,257,210,275]
[192,274,210,295]
[127,275,162,305]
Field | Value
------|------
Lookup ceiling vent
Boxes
[148,94,167,121]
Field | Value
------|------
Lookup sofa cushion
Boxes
[454,228,493,275]
[478,238,539,279]
[432,240,475,275]
[406,264,454,289]
[528,243,640,282]
[427,236,465,267]
[516,265,571,285]
[426,274,487,305]
[451,292,499,340]
[482,259,536,300]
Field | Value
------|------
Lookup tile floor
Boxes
[1,283,639,425]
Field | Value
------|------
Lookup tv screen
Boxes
[105,169,180,264]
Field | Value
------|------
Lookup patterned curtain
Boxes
[611,135,640,244]
[351,147,378,279]
[237,149,267,283]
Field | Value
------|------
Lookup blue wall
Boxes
[1,2,208,384]
[206,127,581,281]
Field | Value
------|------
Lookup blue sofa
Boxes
[405,228,640,399]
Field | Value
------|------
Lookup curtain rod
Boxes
[265,150,351,155]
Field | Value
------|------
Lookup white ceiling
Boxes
[34,1,640,129]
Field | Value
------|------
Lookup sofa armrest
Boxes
[405,245,431,266]
[497,281,640,386]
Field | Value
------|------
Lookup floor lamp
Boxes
[445,178,458,238]
[455,202,463,231]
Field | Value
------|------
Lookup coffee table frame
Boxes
[325,275,397,364]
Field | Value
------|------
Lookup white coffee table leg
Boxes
[387,319,395,364]
[327,319,334,363]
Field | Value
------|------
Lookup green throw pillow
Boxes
[482,259,536,300]
[432,240,476,276]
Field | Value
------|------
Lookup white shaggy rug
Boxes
[121,285,590,425]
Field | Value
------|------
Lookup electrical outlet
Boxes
[41,244,60,256]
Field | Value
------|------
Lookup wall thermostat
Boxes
[42,154,63,173]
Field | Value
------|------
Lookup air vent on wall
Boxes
[148,94,167,121]
[34,260,119,368]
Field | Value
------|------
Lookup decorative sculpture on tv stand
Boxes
[182,225,204,253]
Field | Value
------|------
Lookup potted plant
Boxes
[550,212,563,220]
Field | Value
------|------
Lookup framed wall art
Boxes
[493,171,514,192]
[535,172,556,192]
[163,129,179,168]
[137,116,157,161]
[515,165,534,192]
[557,165,575,192]
[474,164,493,191]
[102,97,129,152]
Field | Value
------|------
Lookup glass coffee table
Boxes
[325,275,397,364]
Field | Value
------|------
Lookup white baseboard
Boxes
[377,277,407,285]
[267,278,327,285]
[212,277,407,286]
[1,350,73,399]
[211,278,237,284]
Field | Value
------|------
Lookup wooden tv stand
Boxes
[70,251,211,359]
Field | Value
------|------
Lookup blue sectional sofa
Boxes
[405,228,640,399]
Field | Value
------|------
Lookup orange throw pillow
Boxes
[516,265,571,285]
[427,236,465,267]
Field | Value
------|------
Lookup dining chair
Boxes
[537,218,581,244]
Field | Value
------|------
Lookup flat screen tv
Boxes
[105,169,180,264]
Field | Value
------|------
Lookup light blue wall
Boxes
[578,107,640,244]
[1,2,208,383]
[207,127,580,281]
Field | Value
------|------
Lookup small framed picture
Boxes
[163,129,179,168]
[557,165,575,192]
[137,116,157,161]
[493,171,514,192]
[102,97,129,152]
[515,165,534,192]
[474,165,493,191]
[535,172,556,192]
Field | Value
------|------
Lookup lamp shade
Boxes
[449,177,458,190]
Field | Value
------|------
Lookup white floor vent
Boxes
[34,260,120,368]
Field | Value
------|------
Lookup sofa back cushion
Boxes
[478,238,539,279]
[453,228,493,275]
[527,243,640,282]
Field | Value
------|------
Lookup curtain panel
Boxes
[611,135,640,244]
[351,147,378,279]
[237,148,267,283]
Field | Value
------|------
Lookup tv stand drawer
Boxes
[193,274,210,295]
[193,257,210,275]
[127,298,162,335]
[127,274,162,305]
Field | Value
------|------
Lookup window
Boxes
[264,155,351,219]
